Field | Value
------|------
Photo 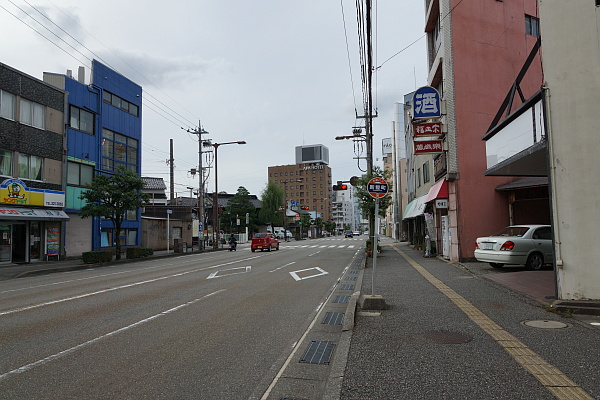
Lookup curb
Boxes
[323,250,365,400]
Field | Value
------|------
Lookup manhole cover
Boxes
[422,331,473,344]
[522,320,570,329]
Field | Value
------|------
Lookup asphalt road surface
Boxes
[0,237,363,399]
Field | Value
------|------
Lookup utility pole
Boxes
[188,122,209,251]
[169,139,175,203]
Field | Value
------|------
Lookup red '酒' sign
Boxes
[414,140,443,154]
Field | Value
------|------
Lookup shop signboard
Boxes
[1,179,65,207]
[46,227,60,256]
[414,140,443,154]
[414,122,442,137]
[413,86,441,119]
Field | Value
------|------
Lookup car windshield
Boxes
[491,226,530,237]
[253,234,267,239]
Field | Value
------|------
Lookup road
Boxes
[0,237,363,399]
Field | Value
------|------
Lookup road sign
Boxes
[367,177,388,198]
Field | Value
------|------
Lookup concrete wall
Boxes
[65,213,92,257]
[541,1,600,300]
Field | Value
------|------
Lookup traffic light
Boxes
[333,181,348,190]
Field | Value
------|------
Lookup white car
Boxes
[474,225,553,270]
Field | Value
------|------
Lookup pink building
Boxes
[420,0,544,261]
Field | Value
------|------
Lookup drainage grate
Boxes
[333,295,350,304]
[300,341,335,364]
[422,331,472,344]
[349,270,359,274]
[340,284,355,290]
[345,276,357,281]
[322,312,345,325]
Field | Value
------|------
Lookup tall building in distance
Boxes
[268,144,332,222]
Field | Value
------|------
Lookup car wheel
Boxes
[526,252,544,270]
[251,249,255,252]
[267,246,271,252]
[276,244,280,250]
[489,263,504,269]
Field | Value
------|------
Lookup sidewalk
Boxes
[340,237,600,400]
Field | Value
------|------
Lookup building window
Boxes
[423,161,430,183]
[417,168,422,187]
[0,149,12,177]
[19,99,45,129]
[67,162,94,186]
[103,90,139,117]
[102,129,138,172]
[525,15,540,37]
[18,154,43,181]
[0,90,16,120]
[70,106,95,135]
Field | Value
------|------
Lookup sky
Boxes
[1,0,427,198]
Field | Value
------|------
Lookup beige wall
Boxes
[541,1,600,300]
[44,158,63,185]
[46,107,65,135]
[65,213,92,257]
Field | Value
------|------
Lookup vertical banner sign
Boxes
[46,227,60,256]
[366,177,388,296]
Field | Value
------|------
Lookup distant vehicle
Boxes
[353,231,361,236]
[251,233,280,252]
[344,230,354,238]
[474,225,553,270]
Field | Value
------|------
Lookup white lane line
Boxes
[289,267,328,281]
[207,266,251,279]
[269,262,296,273]
[0,256,260,317]
[0,255,224,295]
[0,289,225,382]
[348,245,355,249]
[308,251,320,257]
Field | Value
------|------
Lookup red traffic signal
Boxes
[333,182,348,190]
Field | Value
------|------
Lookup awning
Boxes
[425,178,448,203]
[403,195,427,219]
[0,206,69,221]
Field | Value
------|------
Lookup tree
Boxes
[79,167,149,260]
[314,217,324,237]
[220,186,258,234]
[259,179,284,229]
[352,167,393,251]
[324,220,336,235]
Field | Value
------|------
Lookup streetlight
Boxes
[204,140,247,248]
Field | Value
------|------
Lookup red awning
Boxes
[425,179,448,203]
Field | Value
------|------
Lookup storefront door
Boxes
[11,223,27,263]
[0,224,10,263]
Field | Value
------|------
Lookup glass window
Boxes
[0,150,12,176]
[81,164,93,185]
[20,99,32,125]
[18,154,29,179]
[33,103,45,129]
[103,128,114,140]
[525,15,540,37]
[129,104,139,117]
[1,91,16,120]
[67,162,79,185]
[101,228,113,247]
[115,142,127,162]
[103,91,111,103]
[127,229,137,245]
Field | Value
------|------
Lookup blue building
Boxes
[44,60,142,257]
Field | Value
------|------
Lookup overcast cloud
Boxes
[1,1,426,197]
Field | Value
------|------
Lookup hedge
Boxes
[82,250,114,264]
[126,247,154,259]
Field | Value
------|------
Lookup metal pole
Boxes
[372,198,379,295]
[167,210,170,253]
[198,123,203,251]
[213,144,219,249]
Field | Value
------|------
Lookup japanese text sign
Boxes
[414,122,442,137]
[367,177,388,199]
[413,86,441,119]
[414,140,443,154]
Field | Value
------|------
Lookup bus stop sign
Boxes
[367,177,388,198]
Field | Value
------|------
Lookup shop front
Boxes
[1,179,68,264]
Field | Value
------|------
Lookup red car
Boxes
[251,233,279,252]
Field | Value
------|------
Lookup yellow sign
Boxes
[1,179,45,206]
